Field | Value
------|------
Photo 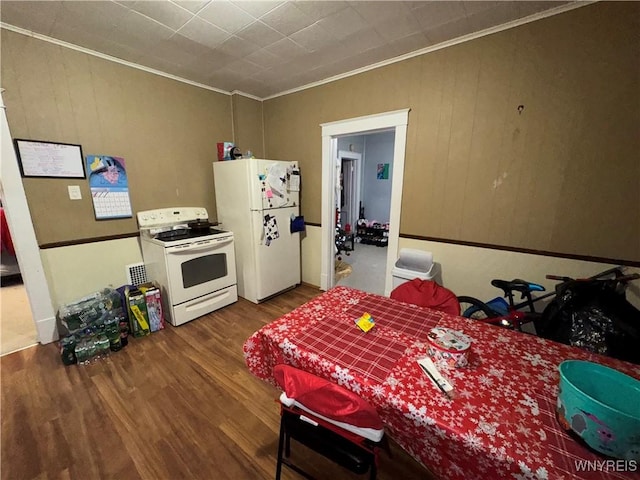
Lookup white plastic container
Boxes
[391,248,442,287]
[391,262,442,288]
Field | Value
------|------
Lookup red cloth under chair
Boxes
[390,279,460,316]
[273,364,383,431]
[0,208,15,256]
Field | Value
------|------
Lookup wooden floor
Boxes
[1,285,434,480]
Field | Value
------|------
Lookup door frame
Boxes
[320,109,409,295]
[0,90,55,344]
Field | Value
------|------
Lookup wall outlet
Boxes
[68,185,82,200]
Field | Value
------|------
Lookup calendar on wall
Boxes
[86,155,132,219]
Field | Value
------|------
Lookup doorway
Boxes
[320,109,409,296]
[0,90,55,349]
[335,134,395,295]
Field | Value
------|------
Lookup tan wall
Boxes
[301,225,640,309]
[263,2,640,263]
[231,94,264,159]
[1,29,233,245]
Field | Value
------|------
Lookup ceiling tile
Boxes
[244,48,284,68]
[465,4,518,33]
[113,10,177,50]
[259,2,315,36]
[184,50,236,75]
[145,37,200,66]
[141,54,187,76]
[316,6,369,40]
[374,13,423,42]
[223,58,264,76]
[114,1,138,8]
[281,51,325,74]
[425,15,473,45]
[289,22,339,52]
[0,1,64,36]
[55,1,128,39]
[263,37,309,59]
[205,69,238,90]
[349,45,395,68]
[217,35,261,58]
[103,40,144,64]
[233,77,269,97]
[461,1,502,16]
[387,31,432,57]
[301,41,352,67]
[177,16,230,49]
[235,21,284,47]
[196,1,256,33]
[130,1,193,31]
[349,1,411,26]
[257,67,287,84]
[412,1,468,30]
[170,0,211,14]
[338,27,386,57]
[231,1,284,19]
[294,1,349,20]
[165,32,218,57]
[47,21,115,56]
[516,1,570,17]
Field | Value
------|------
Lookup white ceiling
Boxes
[0,1,578,99]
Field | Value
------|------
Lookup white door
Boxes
[250,207,301,302]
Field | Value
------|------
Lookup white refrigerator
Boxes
[213,158,301,303]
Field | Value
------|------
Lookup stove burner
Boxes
[156,229,189,241]
[154,227,227,242]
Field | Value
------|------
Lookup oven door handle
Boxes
[166,237,233,254]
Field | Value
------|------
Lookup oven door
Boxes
[165,236,236,305]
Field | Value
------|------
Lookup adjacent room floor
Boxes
[1,277,38,356]
[335,243,387,296]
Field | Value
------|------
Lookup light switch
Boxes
[68,185,82,200]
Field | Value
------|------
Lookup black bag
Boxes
[535,279,640,364]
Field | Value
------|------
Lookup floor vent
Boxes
[126,262,148,286]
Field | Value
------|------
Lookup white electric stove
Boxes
[137,207,238,326]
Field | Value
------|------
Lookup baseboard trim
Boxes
[35,315,58,344]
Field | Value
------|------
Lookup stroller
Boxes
[534,269,640,364]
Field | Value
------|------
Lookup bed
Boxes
[244,286,640,479]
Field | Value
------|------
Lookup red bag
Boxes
[390,279,460,316]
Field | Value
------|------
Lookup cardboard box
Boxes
[217,142,234,161]
[140,285,165,332]
[127,288,150,337]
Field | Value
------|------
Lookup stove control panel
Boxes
[137,207,208,228]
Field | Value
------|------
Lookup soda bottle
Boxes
[106,316,122,352]
[75,338,89,365]
[119,319,129,348]
[95,333,110,359]
[60,335,77,365]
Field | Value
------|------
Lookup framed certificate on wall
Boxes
[13,138,86,178]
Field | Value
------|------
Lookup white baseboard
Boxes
[35,316,58,344]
